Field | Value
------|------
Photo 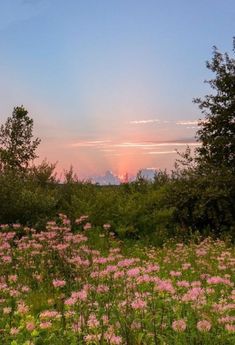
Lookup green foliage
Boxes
[0,106,41,173]
[194,40,235,172]
[170,39,235,237]
[0,167,58,227]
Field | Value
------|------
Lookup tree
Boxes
[0,106,41,173]
[194,39,235,173]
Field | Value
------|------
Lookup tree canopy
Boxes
[194,39,235,173]
[0,106,41,173]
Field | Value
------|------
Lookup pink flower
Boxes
[72,322,81,333]
[2,256,12,263]
[225,324,235,332]
[172,320,187,332]
[170,271,182,277]
[17,302,29,314]
[97,284,109,293]
[10,327,19,335]
[84,334,101,343]
[182,287,204,302]
[83,223,92,230]
[131,299,147,310]
[65,297,77,306]
[40,310,61,319]
[207,276,231,285]
[9,275,18,282]
[197,320,212,332]
[26,321,35,331]
[156,280,175,294]
[177,280,190,288]
[127,267,140,277]
[3,307,12,314]
[40,321,52,329]
[72,289,88,301]
[87,314,99,328]
[104,333,122,344]
[52,279,66,288]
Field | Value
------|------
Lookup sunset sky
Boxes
[0,0,234,178]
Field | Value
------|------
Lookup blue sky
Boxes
[0,0,234,177]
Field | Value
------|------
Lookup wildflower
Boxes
[72,289,88,301]
[39,321,52,329]
[225,324,235,332]
[97,284,109,293]
[176,280,190,288]
[104,332,122,345]
[40,310,61,319]
[87,313,99,328]
[72,322,81,333]
[102,315,109,325]
[26,321,35,331]
[131,299,147,310]
[156,280,175,294]
[172,320,187,332]
[207,276,231,285]
[2,256,12,263]
[83,223,92,230]
[197,320,212,332]
[52,279,66,288]
[127,267,140,277]
[182,287,204,302]
[3,307,12,314]
[65,297,77,306]
[84,334,101,343]
[10,327,20,335]
[17,301,29,314]
[170,271,182,277]
[9,275,18,282]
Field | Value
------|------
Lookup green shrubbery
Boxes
[0,165,234,244]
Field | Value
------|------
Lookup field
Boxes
[0,214,234,345]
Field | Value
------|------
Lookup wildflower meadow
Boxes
[0,214,234,344]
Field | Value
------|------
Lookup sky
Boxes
[0,0,234,179]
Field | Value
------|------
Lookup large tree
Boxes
[194,39,235,172]
[0,106,41,173]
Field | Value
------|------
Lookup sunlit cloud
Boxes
[70,140,111,147]
[129,119,160,124]
[147,151,176,155]
[129,119,200,128]
[68,139,199,152]
[99,149,116,152]
[176,120,199,126]
[114,141,198,148]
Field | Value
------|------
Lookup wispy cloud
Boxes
[70,140,111,147]
[129,119,160,124]
[69,138,199,152]
[129,118,199,128]
[176,120,198,126]
[114,141,198,148]
[147,151,176,155]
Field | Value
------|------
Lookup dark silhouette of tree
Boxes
[194,39,235,173]
[0,106,41,173]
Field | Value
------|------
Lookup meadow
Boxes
[0,214,234,345]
